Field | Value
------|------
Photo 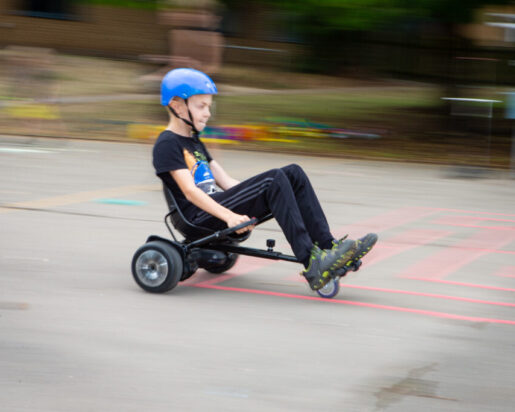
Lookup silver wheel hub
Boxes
[135,250,169,287]
[318,278,338,297]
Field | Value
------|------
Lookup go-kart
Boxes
[131,186,362,299]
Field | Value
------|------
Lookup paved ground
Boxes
[1,135,514,411]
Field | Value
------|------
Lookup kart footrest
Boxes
[333,260,362,278]
[352,260,362,271]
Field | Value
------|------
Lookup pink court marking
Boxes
[333,206,438,239]
[479,249,515,256]
[190,283,515,325]
[398,229,515,280]
[431,216,515,231]
[436,208,515,217]
[406,277,515,292]
[341,284,515,307]
[435,215,515,224]
[365,228,451,267]
[448,224,515,231]
[492,266,515,279]
[188,255,278,286]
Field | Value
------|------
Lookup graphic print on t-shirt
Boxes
[183,148,218,194]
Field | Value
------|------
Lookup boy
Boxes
[152,68,377,291]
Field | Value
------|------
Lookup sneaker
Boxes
[302,244,342,290]
[332,233,378,269]
[354,233,378,259]
[330,237,358,270]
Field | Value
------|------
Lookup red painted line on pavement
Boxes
[435,208,515,217]
[406,277,515,292]
[440,216,515,223]
[341,284,515,307]
[190,283,515,325]
[398,229,515,280]
[333,206,438,238]
[431,216,515,231]
[365,228,451,267]
[437,224,514,231]
[189,255,278,286]
[477,249,515,255]
[492,266,515,279]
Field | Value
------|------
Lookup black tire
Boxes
[131,241,183,293]
[204,253,239,274]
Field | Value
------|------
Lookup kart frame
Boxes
[131,186,357,298]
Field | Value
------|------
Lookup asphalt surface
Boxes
[1,135,514,411]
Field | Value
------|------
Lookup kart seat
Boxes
[162,185,251,243]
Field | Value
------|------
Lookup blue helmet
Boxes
[160,68,217,106]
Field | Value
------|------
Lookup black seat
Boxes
[162,185,254,243]
[163,184,273,243]
[162,185,214,241]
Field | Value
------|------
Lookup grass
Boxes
[212,88,439,127]
[0,54,512,168]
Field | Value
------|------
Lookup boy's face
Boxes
[173,94,213,132]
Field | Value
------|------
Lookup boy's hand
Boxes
[225,213,255,234]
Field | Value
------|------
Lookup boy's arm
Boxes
[209,160,240,191]
[170,169,252,233]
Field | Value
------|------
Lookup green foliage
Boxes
[219,0,511,73]
[78,0,159,10]
[268,0,411,31]
[220,0,511,30]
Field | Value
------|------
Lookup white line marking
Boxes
[0,147,52,154]
[0,146,98,154]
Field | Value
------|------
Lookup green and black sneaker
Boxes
[330,236,358,271]
[332,233,378,269]
[354,233,378,259]
[302,244,343,290]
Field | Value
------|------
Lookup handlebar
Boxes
[186,217,259,248]
[219,217,259,237]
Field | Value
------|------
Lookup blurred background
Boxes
[1,0,514,168]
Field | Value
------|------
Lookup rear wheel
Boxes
[131,241,183,293]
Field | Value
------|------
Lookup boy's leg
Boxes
[184,167,375,290]
[187,169,314,265]
[281,164,379,268]
[280,164,334,249]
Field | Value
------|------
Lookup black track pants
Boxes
[183,164,334,264]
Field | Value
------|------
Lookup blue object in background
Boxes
[506,92,515,120]
[95,199,147,206]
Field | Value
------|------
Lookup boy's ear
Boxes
[169,97,184,112]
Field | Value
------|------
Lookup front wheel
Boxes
[316,278,340,299]
[131,241,183,293]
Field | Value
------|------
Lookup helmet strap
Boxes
[167,98,199,139]
[185,99,200,140]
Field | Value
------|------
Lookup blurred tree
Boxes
[79,0,159,9]
[15,0,76,19]
[218,0,512,74]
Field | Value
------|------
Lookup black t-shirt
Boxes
[153,130,219,212]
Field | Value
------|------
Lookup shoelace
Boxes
[332,234,349,248]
